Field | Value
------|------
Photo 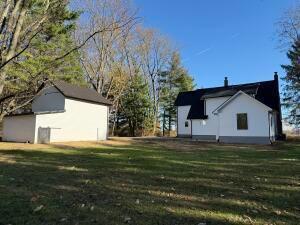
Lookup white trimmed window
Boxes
[237,113,248,130]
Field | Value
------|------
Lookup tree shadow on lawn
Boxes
[0,140,299,225]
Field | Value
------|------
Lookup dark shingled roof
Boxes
[175,77,280,120]
[53,81,112,106]
[187,101,208,120]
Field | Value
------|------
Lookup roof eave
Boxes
[188,115,209,120]
[65,96,112,106]
[51,81,113,106]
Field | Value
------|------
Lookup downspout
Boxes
[176,107,178,137]
[191,119,193,139]
[268,112,272,144]
[216,112,220,142]
[274,72,283,138]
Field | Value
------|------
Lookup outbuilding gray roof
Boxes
[53,81,112,106]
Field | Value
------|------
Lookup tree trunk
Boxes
[169,76,172,135]
[133,122,136,137]
[168,113,171,136]
[111,114,116,136]
[111,103,119,136]
[151,78,157,135]
[0,111,6,123]
[6,0,27,61]
[0,71,5,96]
[0,0,12,34]
[129,119,135,137]
[162,110,165,136]
[0,0,26,96]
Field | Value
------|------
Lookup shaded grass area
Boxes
[0,139,299,225]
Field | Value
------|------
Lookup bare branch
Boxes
[55,16,139,62]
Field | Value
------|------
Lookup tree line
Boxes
[0,0,194,136]
[277,3,300,126]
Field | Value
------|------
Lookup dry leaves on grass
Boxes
[33,205,44,213]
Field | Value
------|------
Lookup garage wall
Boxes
[35,98,108,143]
[3,115,36,143]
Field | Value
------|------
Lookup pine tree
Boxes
[160,52,195,135]
[281,39,300,126]
[1,1,84,119]
[120,75,153,136]
[6,1,83,84]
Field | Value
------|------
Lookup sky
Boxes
[135,0,299,89]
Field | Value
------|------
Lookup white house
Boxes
[3,81,112,143]
[175,73,283,144]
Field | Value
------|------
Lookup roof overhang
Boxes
[5,110,66,117]
[49,81,113,106]
[5,112,34,117]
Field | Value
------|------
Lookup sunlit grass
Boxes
[0,138,299,225]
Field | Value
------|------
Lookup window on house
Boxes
[185,121,189,127]
[237,113,248,130]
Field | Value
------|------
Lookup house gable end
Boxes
[212,91,272,115]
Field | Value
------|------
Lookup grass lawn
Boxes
[0,138,299,225]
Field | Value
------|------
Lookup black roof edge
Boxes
[5,110,67,117]
[187,115,208,120]
[195,79,275,91]
[5,112,34,117]
[65,96,113,106]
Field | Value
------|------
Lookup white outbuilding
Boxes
[3,81,112,143]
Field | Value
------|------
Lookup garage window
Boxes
[185,121,189,127]
[237,113,248,130]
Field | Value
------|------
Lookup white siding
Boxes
[32,86,65,112]
[34,98,108,143]
[218,94,270,137]
[3,115,36,143]
[192,97,230,136]
[177,106,191,136]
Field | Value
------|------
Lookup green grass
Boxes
[0,139,299,225]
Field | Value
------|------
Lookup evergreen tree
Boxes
[6,32,84,87]
[160,52,195,135]
[120,75,153,136]
[7,0,83,83]
[1,1,84,119]
[281,39,300,126]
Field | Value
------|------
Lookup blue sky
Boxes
[135,0,298,89]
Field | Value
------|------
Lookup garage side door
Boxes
[38,127,51,144]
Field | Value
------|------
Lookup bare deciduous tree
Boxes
[277,3,300,49]
[74,0,141,135]
[75,0,139,94]
[136,27,172,134]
